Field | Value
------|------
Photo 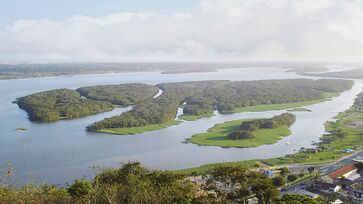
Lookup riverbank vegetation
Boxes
[179,113,215,121]
[88,79,353,134]
[97,120,183,135]
[287,107,312,112]
[190,113,295,148]
[17,89,115,122]
[177,92,363,175]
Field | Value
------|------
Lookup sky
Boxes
[1,0,363,62]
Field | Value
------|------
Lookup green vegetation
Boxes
[2,162,325,204]
[233,92,337,113]
[77,83,159,106]
[15,128,28,131]
[179,113,214,121]
[279,194,321,204]
[17,89,115,122]
[88,79,353,134]
[190,113,294,148]
[287,107,312,112]
[303,68,363,79]
[177,92,363,175]
[97,120,183,135]
[0,162,197,204]
[87,81,224,131]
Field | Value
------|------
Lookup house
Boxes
[331,199,344,204]
[343,148,354,153]
[353,156,363,163]
[263,170,274,177]
[321,164,358,184]
[314,181,341,193]
[346,173,361,183]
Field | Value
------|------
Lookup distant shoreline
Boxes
[161,69,217,74]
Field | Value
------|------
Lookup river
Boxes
[0,67,361,185]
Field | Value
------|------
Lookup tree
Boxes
[203,166,278,204]
[307,167,315,174]
[278,194,320,204]
[287,174,298,182]
[67,179,93,198]
[336,129,347,138]
[273,176,286,187]
[279,167,290,177]
[228,130,254,140]
[93,162,196,204]
[251,176,279,204]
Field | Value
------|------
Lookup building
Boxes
[281,188,320,199]
[321,164,358,184]
[343,148,354,153]
[263,170,274,177]
[314,181,341,193]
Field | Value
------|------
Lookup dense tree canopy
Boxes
[87,79,353,131]
[228,113,296,140]
[17,89,115,122]
[0,162,329,204]
[202,165,279,204]
[77,83,159,106]
[16,79,353,126]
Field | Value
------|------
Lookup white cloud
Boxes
[1,0,363,62]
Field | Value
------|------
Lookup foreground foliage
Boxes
[0,162,328,204]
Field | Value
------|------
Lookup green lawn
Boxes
[98,120,183,135]
[190,118,291,148]
[179,113,215,121]
[233,92,337,113]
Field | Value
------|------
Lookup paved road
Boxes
[320,151,363,175]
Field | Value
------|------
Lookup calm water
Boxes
[0,67,361,185]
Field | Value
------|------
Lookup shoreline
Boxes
[175,102,362,175]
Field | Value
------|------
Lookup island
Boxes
[16,89,115,122]
[189,113,295,148]
[16,79,354,133]
[16,84,158,122]
[76,83,159,106]
[301,68,363,79]
[87,79,353,134]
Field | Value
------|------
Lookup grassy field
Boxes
[233,92,337,113]
[98,120,183,135]
[177,105,362,175]
[190,118,291,148]
[179,113,215,121]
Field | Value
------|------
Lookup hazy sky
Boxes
[1,0,363,62]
